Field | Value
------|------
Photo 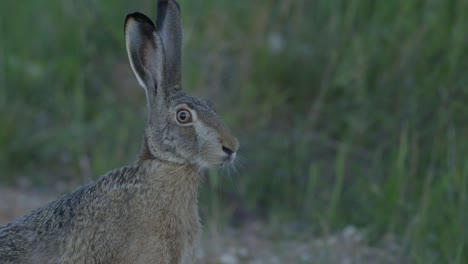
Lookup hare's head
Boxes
[125,0,238,167]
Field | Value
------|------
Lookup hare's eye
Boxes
[176,109,192,124]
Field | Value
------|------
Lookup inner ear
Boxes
[125,12,165,100]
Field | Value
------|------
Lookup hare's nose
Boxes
[222,145,234,156]
[220,136,239,156]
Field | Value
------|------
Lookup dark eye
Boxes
[176,109,192,124]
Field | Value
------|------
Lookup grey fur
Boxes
[0,1,239,263]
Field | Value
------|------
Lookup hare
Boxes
[0,0,239,263]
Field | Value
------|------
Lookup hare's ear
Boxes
[156,0,182,90]
[125,12,165,101]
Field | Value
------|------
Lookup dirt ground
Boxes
[0,187,402,264]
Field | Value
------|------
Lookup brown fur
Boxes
[0,1,238,263]
[0,161,202,263]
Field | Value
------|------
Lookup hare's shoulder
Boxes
[95,165,146,189]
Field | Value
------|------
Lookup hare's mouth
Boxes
[197,142,236,167]
[223,152,236,164]
[196,151,236,167]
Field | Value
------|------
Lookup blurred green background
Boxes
[0,0,467,262]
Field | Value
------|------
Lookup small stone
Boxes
[301,253,312,261]
[342,225,363,242]
[220,253,238,264]
[238,247,248,257]
[340,257,352,264]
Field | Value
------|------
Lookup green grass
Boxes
[1,0,467,262]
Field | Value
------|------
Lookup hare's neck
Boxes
[144,161,202,213]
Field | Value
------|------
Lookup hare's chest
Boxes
[180,223,201,264]
[169,209,201,263]
[165,209,201,264]
[122,209,200,264]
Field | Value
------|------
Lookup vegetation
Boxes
[1,0,467,262]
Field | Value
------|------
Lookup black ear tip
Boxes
[125,12,155,28]
[157,0,180,12]
[173,1,181,11]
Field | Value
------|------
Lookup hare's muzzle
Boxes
[221,136,239,163]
